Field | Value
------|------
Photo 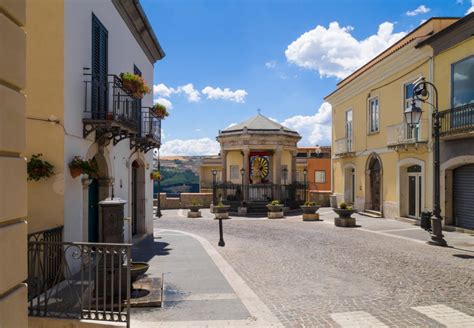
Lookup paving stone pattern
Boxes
[154,209,474,327]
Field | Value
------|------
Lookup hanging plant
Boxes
[119,72,151,99]
[27,154,54,181]
[150,171,161,181]
[69,156,98,178]
[151,103,169,119]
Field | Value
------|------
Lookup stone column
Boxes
[274,147,282,185]
[291,150,297,183]
[221,149,227,182]
[0,1,28,326]
[243,147,250,183]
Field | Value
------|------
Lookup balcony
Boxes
[83,72,141,145]
[130,108,161,153]
[439,103,474,139]
[387,119,428,150]
[334,137,355,157]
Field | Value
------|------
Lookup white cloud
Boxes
[202,86,248,103]
[154,97,173,109]
[225,122,238,129]
[285,21,406,79]
[160,138,220,156]
[178,83,201,102]
[265,60,277,69]
[281,102,332,145]
[467,0,474,14]
[406,5,430,16]
[153,83,177,98]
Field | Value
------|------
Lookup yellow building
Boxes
[417,13,474,230]
[326,18,458,220]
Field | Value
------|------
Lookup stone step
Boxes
[359,210,383,218]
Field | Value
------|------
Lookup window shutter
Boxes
[91,14,108,119]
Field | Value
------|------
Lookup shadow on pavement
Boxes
[132,235,172,262]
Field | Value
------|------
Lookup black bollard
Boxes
[218,218,225,247]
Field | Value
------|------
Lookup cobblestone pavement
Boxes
[152,209,474,327]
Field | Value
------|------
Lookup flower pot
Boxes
[214,205,230,214]
[333,208,358,227]
[333,208,357,219]
[70,167,82,178]
[187,205,202,213]
[300,205,321,215]
[106,112,114,120]
[266,204,284,212]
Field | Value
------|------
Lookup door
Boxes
[370,169,381,211]
[132,164,138,235]
[91,14,108,119]
[408,174,422,218]
[345,110,353,151]
[453,164,474,229]
[88,179,99,242]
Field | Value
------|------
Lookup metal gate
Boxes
[453,164,474,229]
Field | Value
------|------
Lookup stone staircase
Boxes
[358,209,383,218]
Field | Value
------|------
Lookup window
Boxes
[404,83,414,110]
[452,56,474,107]
[314,170,326,183]
[345,110,353,151]
[369,97,379,133]
[91,14,108,118]
[230,165,240,180]
[404,82,421,140]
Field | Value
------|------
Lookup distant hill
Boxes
[155,156,204,194]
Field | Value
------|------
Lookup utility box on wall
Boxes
[99,198,127,243]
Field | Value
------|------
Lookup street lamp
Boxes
[303,168,307,202]
[406,76,447,247]
[156,151,162,218]
[240,168,245,202]
[212,169,218,206]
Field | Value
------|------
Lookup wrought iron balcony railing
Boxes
[439,103,474,137]
[334,137,354,156]
[83,71,141,143]
[387,119,428,147]
[27,235,131,326]
[130,108,161,153]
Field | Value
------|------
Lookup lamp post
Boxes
[212,169,218,206]
[303,168,307,202]
[156,151,162,218]
[407,76,447,247]
[240,168,245,202]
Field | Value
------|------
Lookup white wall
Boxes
[63,0,155,241]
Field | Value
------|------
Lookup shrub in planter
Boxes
[214,201,230,219]
[333,202,357,227]
[300,201,321,214]
[69,156,98,179]
[187,199,202,212]
[119,72,151,99]
[151,103,169,119]
[27,154,54,181]
[266,200,284,212]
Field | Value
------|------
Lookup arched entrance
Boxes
[131,160,146,235]
[365,154,383,212]
[398,158,425,220]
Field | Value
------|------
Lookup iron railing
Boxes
[215,182,306,206]
[27,239,131,327]
[141,108,161,144]
[83,72,141,132]
[439,103,474,136]
[335,137,353,155]
[387,119,428,146]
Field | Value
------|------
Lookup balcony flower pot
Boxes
[70,167,82,178]
[301,203,321,221]
[120,72,151,99]
[27,154,54,182]
[151,103,169,119]
[333,206,357,227]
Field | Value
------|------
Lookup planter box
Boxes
[187,205,202,213]
[300,205,321,215]
[214,205,230,220]
[334,217,356,227]
[268,211,284,219]
[187,211,201,218]
[303,213,320,221]
[333,208,357,227]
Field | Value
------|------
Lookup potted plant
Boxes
[27,154,54,181]
[214,201,230,219]
[301,201,321,221]
[333,202,358,227]
[150,171,161,181]
[69,156,98,179]
[119,72,151,99]
[151,103,169,119]
[266,200,284,219]
[187,199,203,218]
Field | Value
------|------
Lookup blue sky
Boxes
[141,0,474,156]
